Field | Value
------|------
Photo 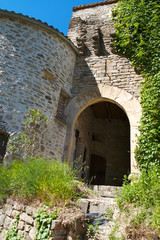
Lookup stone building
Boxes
[0,0,142,186]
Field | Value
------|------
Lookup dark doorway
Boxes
[74,100,130,186]
[89,154,106,185]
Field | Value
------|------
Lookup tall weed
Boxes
[117,165,160,209]
[0,157,81,204]
[116,164,160,233]
[0,164,10,200]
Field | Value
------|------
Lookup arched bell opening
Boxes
[73,100,130,186]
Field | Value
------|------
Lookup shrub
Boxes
[5,109,48,162]
[116,164,160,232]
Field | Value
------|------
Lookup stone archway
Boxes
[64,85,141,179]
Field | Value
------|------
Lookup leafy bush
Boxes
[0,157,81,203]
[6,109,48,162]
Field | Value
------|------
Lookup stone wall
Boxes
[68,2,143,99]
[65,1,143,175]
[0,199,86,240]
[0,11,77,159]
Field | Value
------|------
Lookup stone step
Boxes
[78,198,116,214]
[90,185,121,198]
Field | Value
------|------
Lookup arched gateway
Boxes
[64,85,141,186]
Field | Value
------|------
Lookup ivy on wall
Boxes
[112,0,160,168]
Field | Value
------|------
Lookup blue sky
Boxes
[1,0,105,35]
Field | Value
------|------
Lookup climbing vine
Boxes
[112,0,160,168]
[6,213,23,240]
[35,206,59,240]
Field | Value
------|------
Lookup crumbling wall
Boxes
[68,1,143,99]
[0,199,86,240]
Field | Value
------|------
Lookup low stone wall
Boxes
[0,199,86,240]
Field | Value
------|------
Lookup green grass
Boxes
[0,157,81,204]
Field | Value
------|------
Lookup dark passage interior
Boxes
[89,154,106,185]
[74,101,130,186]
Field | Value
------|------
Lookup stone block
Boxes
[24,232,32,240]
[78,199,89,214]
[0,214,6,226]
[53,230,68,237]
[3,216,12,229]
[25,224,32,232]
[26,206,36,216]
[89,199,115,214]
[6,198,14,206]
[51,220,61,230]
[5,205,13,217]
[11,210,20,218]
[20,213,33,225]
[0,229,8,240]
[17,220,25,230]
[13,202,26,211]
[29,227,36,240]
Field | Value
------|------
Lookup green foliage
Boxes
[35,206,59,240]
[0,164,10,200]
[113,0,160,167]
[0,157,81,203]
[1,109,82,203]
[116,165,160,232]
[109,225,121,240]
[112,0,160,74]
[7,133,30,161]
[6,109,48,162]
[25,109,48,127]
[105,207,114,220]
[6,213,23,240]
[113,2,160,234]
[87,221,99,240]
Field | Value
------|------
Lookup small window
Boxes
[0,131,9,163]
[56,89,70,122]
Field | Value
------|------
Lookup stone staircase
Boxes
[78,185,121,240]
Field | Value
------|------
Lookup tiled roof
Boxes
[0,9,78,54]
[73,0,118,12]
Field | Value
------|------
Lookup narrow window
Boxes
[56,89,70,122]
[0,131,9,163]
